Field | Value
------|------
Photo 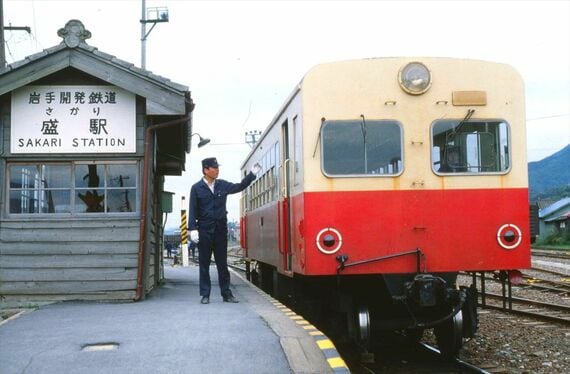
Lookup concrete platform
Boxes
[0,262,349,374]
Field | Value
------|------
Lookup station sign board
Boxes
[11,85,136,153]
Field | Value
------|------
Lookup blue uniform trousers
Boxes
[198,229,232,298]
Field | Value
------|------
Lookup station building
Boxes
[0,20,193,307]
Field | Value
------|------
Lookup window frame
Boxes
[430,118,512,176]
[320,119,404,178]
[6,160,139,217]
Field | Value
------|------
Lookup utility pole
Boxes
[245,130,262,148]
[1,0,31,68]
[1,0,5,67]
[140,0,168,70]
[140,0,145,69]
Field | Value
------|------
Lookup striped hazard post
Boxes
[180,196,189,266]
[180,211,188,245]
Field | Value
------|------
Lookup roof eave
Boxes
[0,43,189,115]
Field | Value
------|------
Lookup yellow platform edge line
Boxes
[327,357,348,369]
[316,339,335,350]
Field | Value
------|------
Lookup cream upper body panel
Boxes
[299,57,527,193]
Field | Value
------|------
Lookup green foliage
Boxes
[536,231,570,247]
[533,185,570,202]
[529,145,570,201]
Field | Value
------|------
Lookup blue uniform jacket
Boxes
[188,172,255,235]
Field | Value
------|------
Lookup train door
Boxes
[279,119,293,274]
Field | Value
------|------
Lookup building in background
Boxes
[539,197,570,238]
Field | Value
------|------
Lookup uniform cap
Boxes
[202,157,220,168]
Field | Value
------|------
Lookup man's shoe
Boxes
[200,296,209,304]
[223,296,239,303]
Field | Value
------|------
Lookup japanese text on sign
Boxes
[11,85,136,154]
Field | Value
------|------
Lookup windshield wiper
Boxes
[452,109,475,135]
[360,114,368,173]
[312,117,326,158]
[440,109,475,172]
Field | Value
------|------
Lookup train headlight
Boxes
[398,62,432,95]
[316,228,342,254]
[497,224,522,249]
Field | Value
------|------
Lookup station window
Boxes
[8,161,138,215]
[431,120,510,174]
[321,120,403,176]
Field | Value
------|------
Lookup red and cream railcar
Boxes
[240,57,529,356]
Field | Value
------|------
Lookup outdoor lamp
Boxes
[192,133,211,147]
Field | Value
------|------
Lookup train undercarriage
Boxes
[246,261,479,358]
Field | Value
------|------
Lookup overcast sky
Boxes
[4,0,569,229]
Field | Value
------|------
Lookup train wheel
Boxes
[245,260,251,281]
[259,263,274,295]
[348,305,372,351]
[434,310,464,359]
[250,263,259,286]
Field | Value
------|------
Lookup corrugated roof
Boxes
[536,199,555,210]
[539,197,570,219]
[544,212,570,223]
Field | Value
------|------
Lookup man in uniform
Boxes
[189,157,260,304]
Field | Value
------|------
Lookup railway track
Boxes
[419,343,492,373]
[519,274,570,295]
[464,258,570,326]
[229,254,490,373]
[531,249,570,260]
[228,253,247,273]
[480,292,570,325]
[469,271,570,295]
[337,336,491,373]
[225,249,570,372]
[530,265,569,277]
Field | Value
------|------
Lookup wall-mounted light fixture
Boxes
[192,133,211,147]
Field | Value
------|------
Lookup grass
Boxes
[532,243,570,251]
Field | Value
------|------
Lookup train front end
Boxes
[294,58,529,355]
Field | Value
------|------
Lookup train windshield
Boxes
[321,120,403,176]
[431,119,510,174]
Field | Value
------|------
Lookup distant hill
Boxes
[528,144,570,201]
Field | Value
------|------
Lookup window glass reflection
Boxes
[107,190,134,212]
[8,162,138,215]
[40,190,71,213]
[432,120,510,174]
[43,165,71,188]
[76,189,105,213]
[75,165,103,188]
[107,164,136,188]
[322,120,403,176]
[9,165,40,189]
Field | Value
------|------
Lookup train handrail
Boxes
[336,248,425,273]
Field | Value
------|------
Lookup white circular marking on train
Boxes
[496,223,522,249]
[316,228,342,254]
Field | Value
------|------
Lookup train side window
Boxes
[431,119,510,174]
[321,120,403,177]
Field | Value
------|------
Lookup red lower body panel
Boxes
[287,188,530,275]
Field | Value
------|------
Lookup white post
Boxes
[180,196,189,267]
[141,0,147,69]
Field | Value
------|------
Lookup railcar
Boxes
[239,57,530,357]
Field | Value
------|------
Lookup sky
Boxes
[3,0,570,230]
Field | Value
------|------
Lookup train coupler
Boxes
[405,274,459,307]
